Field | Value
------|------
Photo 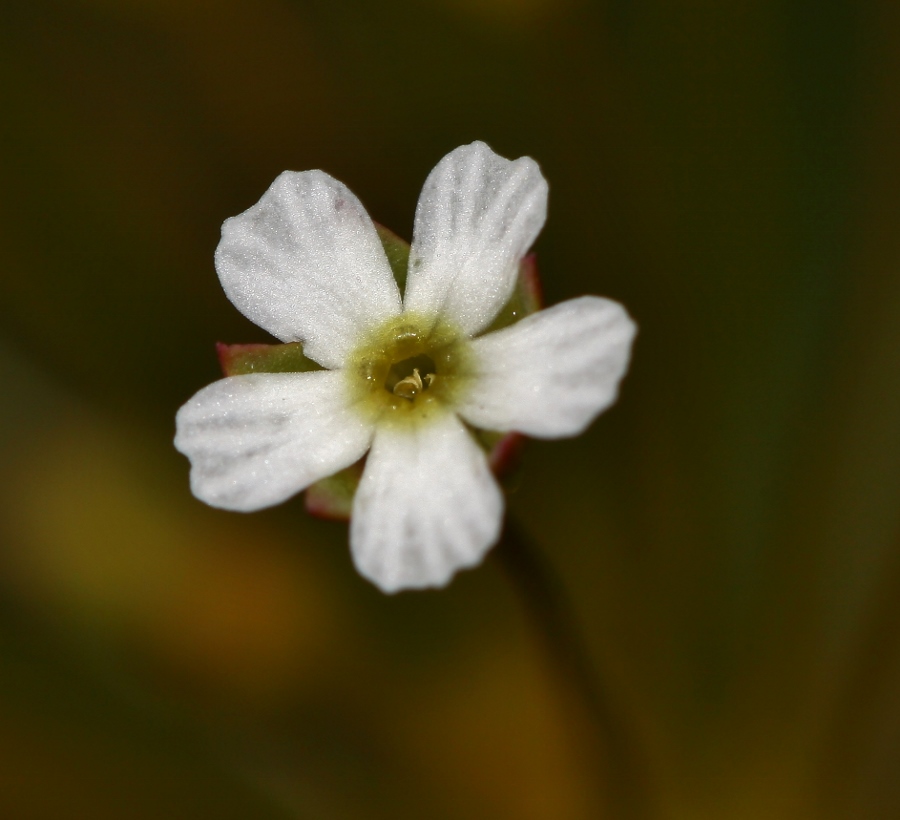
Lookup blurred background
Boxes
[1,0,899,817]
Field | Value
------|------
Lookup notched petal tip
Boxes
[214,169,401,369]
[404,142,549,336]
[458,295,637,439]
[174,371,375,513]
[350,414,504,593]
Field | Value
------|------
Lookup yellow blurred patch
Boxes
[396,644,588,819]
[0,415,339,707]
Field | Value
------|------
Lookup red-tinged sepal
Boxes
[475,429,527,487]
[517,252,544,314]
[488,432,526,478]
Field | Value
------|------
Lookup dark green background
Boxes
[1,0,898,817]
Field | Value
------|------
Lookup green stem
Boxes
[494,515,657,820]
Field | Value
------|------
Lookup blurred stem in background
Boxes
[814,534,900,818]
[496,516,658,820]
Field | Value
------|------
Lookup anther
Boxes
[392,368,437,400]
[393,368,424,400]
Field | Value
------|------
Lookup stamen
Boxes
[393,368,423,400]
[392,368,438,400]
[385,353,438,401]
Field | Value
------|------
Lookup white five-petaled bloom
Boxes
[175,141,636,593]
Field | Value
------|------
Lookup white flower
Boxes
[175,141,636,593]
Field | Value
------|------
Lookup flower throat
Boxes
[346,314,474,424]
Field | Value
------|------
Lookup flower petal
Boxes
[404,142,548,336]
[457,296,637,438]
[215,171,402,369]
[174,370,374,512]
[350,412,504,593]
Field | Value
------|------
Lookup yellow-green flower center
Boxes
[345,313,474,427]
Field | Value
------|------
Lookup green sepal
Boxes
[216,341,322,377]
[374,222,411,294]
[484,253,544,334]
[304,460,364,521]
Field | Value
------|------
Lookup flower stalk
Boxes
[495,516,657,820]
